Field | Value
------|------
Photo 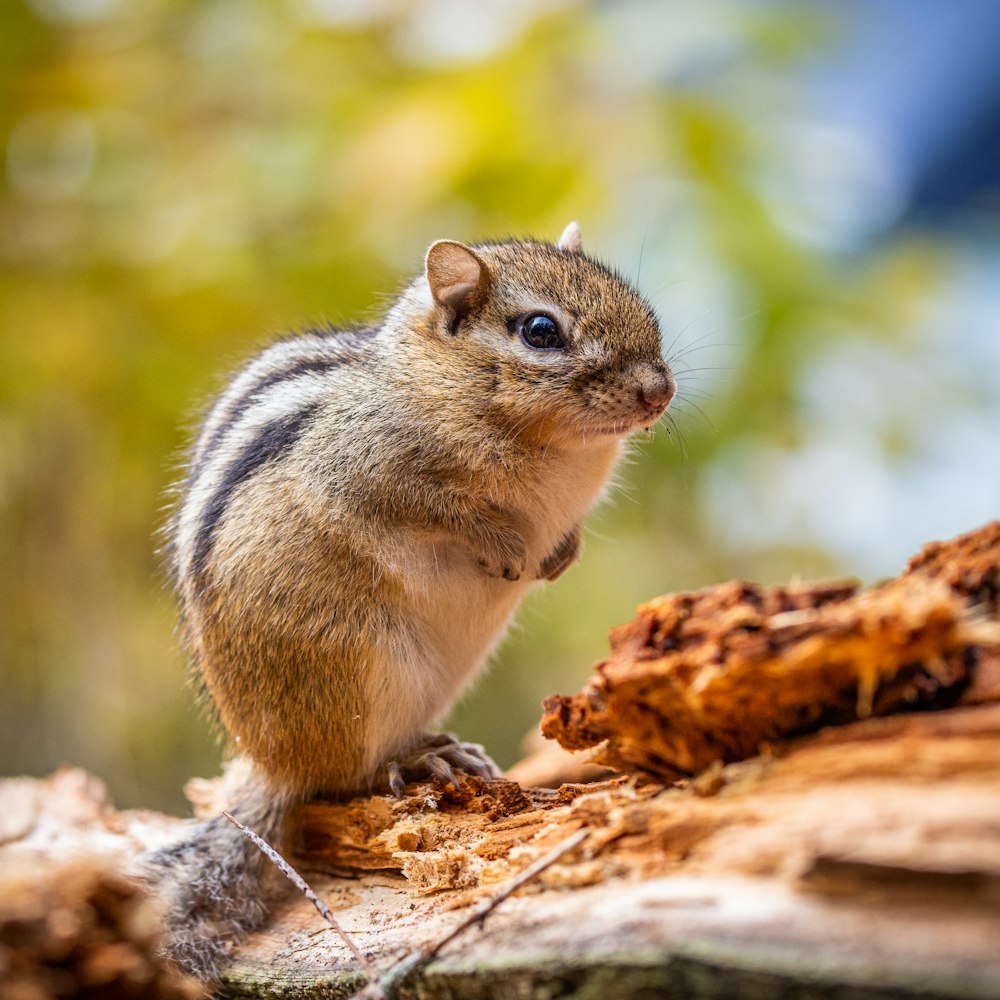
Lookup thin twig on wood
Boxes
[222,811,374,978]
[427,826,589,955]
[353,826,590,999]
[224,809,589,1000]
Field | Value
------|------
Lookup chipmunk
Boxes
[147,222,675,980]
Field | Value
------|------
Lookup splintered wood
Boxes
[264,703,1000,998]
[0,770,201,1000]
[541,521,1000,780]
[293,705,1000,890]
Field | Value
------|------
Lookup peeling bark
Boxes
[541,521,1000,780]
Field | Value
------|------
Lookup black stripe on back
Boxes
[305,323,378,342]
[191,404,318,581]
[194,356,343,480]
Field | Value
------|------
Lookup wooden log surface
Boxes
[3,522,1000,999]
[229,703,1000,999]
[4,703,999,999]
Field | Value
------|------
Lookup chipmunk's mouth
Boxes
[587,402,670,437]
[582,413,660,437]
[574,380,674,439]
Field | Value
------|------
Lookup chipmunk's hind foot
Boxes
[384,732,500,797]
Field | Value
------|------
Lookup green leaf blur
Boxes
[1,1,988,811]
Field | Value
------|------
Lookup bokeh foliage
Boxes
[1,0,956,811]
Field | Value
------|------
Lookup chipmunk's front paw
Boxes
[384,732,500,797]
[472,507,528,581]
[476,535,527,581]
[477,551,526,581]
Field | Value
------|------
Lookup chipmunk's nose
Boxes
[636,363,675,412]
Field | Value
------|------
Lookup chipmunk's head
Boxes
[423,222,674,447]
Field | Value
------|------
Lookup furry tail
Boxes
[142,770,297,982]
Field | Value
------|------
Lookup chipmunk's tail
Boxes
[142,767,298,982]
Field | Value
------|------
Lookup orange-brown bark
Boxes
[541,522,1000,780]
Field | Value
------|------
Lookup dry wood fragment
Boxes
[0,770,202,1000]
[541,521,1000,780]
[0,860,204,1000]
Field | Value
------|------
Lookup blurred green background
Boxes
[3,0,999,813]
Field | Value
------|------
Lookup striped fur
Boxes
[155,230,675,979]
[174,328,375,585]
[168,235,675,791]
[190,404,318,579]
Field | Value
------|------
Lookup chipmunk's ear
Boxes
[425,241,488,326]
[557,220,583,253]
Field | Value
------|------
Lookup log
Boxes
[3,522,1000,999]
[229,703,1000,999]
[4,701,999,999]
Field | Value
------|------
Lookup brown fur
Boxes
[149,225,674,980]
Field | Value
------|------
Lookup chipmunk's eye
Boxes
[516,313,564,351]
